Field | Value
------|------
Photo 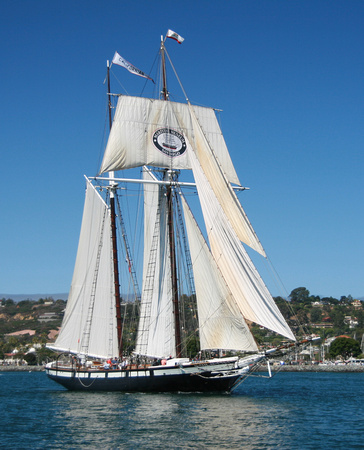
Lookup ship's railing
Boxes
[46,359,153,371]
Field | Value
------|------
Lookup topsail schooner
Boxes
[45,33,310,392]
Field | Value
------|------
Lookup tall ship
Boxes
[46,32,308,392]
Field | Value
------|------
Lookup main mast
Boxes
[161,38,182,358]
[107,61,123,358]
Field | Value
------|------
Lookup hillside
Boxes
[0,293,68,302]
[0,298,65,339]
[1,289,363,364]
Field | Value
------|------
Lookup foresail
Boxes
[99,96,240,185]
[181,196,258,352]
[188,104,266,256]
[134,170,175,358]
[49,179,118,358]
[189,150,296,341]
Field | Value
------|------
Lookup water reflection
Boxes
[49,389,298,448]
[2,372,363,449]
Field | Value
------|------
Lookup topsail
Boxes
[99,96,240,185]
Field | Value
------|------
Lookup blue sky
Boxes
[1,1,363,299]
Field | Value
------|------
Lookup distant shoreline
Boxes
[0,293,68,301]
[259,364,364,373]
[1,364,363,373]
[0,365,45,372]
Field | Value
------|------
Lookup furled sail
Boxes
[181,196,258,352]
[48,180,118,358]
[134,170,175,358]
[99,96,240,185]
[189,150,296,341]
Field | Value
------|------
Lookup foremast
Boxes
[161,38,182,358]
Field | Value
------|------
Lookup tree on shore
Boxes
[329,337,361,359]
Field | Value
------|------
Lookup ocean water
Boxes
[0,371,362,449]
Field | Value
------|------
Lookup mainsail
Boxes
[49,180,118,358]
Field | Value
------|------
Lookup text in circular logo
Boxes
[152,128,187,157]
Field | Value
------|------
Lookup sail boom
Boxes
[46,345,110,360]
[92,176,197,187]
[92,176,249,191]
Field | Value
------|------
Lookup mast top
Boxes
[161,36,168,101]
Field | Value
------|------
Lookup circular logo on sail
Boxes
[153,128,187,157]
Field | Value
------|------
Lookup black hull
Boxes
[46,367,243,393]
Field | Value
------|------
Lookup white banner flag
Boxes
[112,52,154,83]
[166,29,184,44]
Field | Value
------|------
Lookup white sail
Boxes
[99,96,240,185]
[49,180,118,358]
[181,196,258,352]
[188,104,266,256]
[189,149,295,341]
[134,170,175,358]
